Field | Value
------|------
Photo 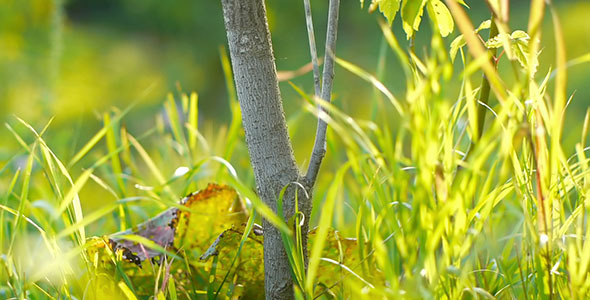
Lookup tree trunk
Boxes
[221,0,300,299]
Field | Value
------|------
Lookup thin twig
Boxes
[305,0,340,186]
[303,0,321,97]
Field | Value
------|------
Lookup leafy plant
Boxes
[374,0,466,38]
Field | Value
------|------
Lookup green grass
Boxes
[2,1,590,299]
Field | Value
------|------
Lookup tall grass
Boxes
[1,1,590,299]
[292,1,590,298]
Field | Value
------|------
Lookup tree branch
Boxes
[303,0,321,98]
[305,0,340,187]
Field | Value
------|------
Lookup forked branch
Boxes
[305,0,340,187]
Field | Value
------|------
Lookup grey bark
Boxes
[305,0,340,188]
[221,0,340,298]
[303,0,322,98]
[301,0,340,269]
[221,0,300,299]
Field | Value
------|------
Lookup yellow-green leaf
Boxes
[449,20,491,63]
[118,281,138,300]
[199,223,264,298]
[427,0,454,37]
[449,35,465,62]
[476,19,492,32]
[174,184,247,254]
[401,0,427,39]
[485,33,506,48]
[510,30,529,41]
[378,0,401,25]
[156,291,166,300]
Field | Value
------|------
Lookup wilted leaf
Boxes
[82,270,128,300]
[199,225,372,298]
[109,208,178,265]
[200,223,264,299]
[85,236,164,296]
[200,224,262,261]
[85,183,248,297]
[85,184,375,298]
[174,183,247,256]
[98,183,246,267]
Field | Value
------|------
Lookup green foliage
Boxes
[449,19,490,62]
[375,0,463,38]
[426,0,454,37]
[378,0,401,26]
[484,30,539,74]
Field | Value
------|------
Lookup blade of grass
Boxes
[104,112,128,231]
[0,168,21,253]
[305,161,350,294]
[55,168,92,220]
[222,175,292,236]
[69,102,138,166]
[7,141,37,257]
[277,182,308,291]
[214,211,259,297]
[104,112,126,195]
[164,93,190,159]
[335,57,403,114]
[56,202,119,239]
[118,281,138,300]
[14,116,86,243]
[219,46,242,161]
[127,133,178,201]
[188,92,199,152]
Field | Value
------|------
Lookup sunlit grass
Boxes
[2,2,590,300]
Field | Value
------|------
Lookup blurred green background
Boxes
[1,0,589,231]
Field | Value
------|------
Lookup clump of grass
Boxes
[293,1,590,299]
[0,42,293,298]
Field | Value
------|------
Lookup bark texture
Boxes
[300,0,340,270]
[221,0,300,299]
